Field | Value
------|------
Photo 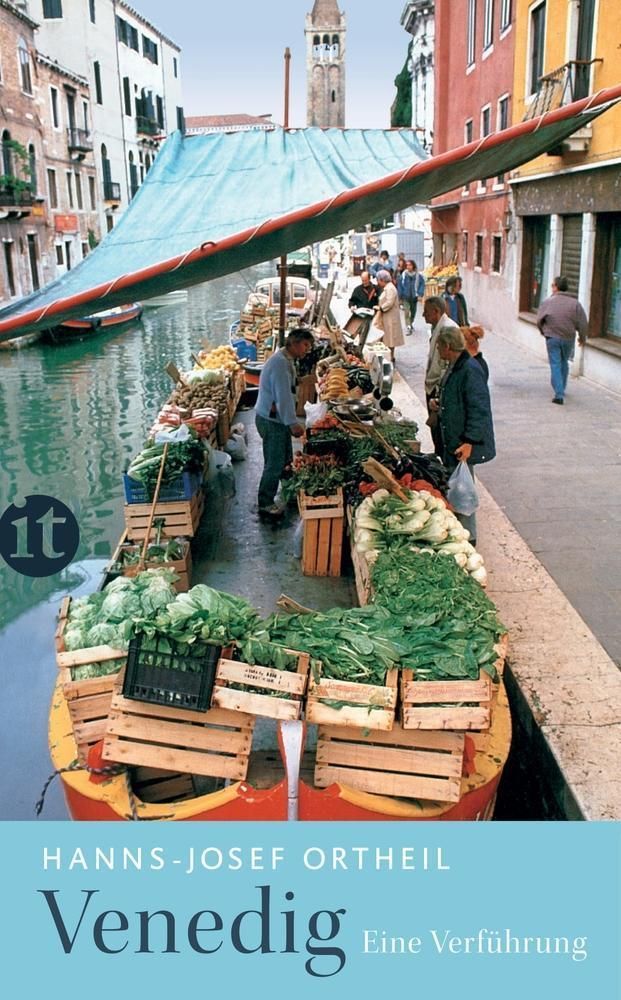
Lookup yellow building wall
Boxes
[512,0,621,179]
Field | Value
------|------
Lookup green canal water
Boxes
[0,266,268,818]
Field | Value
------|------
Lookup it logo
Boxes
[0,495,79,577]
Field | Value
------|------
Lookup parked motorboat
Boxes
[45,302,143,341]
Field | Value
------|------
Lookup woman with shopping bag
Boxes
[433,327,496,545]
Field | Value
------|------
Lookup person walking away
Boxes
[348,270,379,310]
[423,296,459,453]
[255,328,314,518]
[373,269,403,362]
[398,259,426,334]
[443,276,469,325]
[536,275,588,404]
[436,327,496,545]
[460,324,488,379]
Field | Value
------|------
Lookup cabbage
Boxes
[101,590,141,622]
[86,622,120,646]
[63,627,87,651]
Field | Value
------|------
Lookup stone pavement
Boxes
[331,283,621,819]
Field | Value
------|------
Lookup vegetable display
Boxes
[354,487,487,585]
[127,438,205,500]
[281,454,346,501]
[140,584,261,647]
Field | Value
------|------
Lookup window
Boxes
[47,168,58,209]
[82,241,89,257]
[83,100,89,131]
[462,232,469,266]
[28,143,36,195]
[43,0,63,17]
[66,171,74,209]
[129,25,139,50]
[492,235,502,272]
[475,234,484,268]
[106,215,114,232]
[500,0,512,30]
[50,87,60,127]
[176,106,185,132]
[465,119,473,144]
[2,129,12,175]
[483,0,494,50]
[142,36,158,64]
[89,0,96,23]
[529,2,546,95]
[156,95,164,130]
[520,215,550,311]
[123,76,132,116]
[27,233,39,291]
[173,56,178,78]
[88,174,96,210]
[496,95,510,181]
[18,38,32,95]
[64,241,72,270]
[74,171,83,210]
[93,60,103,104]
[3,242,16,296]
[116,16,128,44]
[481,105,491,137]
[129,152,139,198]
[467,0,477,66]
[55,244,64,266]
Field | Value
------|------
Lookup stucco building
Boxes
[400,1,435,151]
[305,0,346,127]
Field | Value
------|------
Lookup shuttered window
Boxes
[560,215,583,296]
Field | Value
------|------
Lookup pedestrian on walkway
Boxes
[536,276,588,405]
[461,324,489,380]
[423,295,459,453]
[255,328,314,518]
[436,326,496,544]
[373,269,403,362]
[398,259,426,334]
[443,276,469,325]
[348,270,379,310]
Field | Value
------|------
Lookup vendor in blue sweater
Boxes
[255,327,314,518]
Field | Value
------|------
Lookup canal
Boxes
[0,265,271,819]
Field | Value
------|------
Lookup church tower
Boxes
[305,0,346,127]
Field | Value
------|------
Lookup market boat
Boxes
[48,673,510,821]
[46,302,143,340]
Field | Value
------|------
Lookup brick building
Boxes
[0,0,49,302]
[431,0,515,325]
[305,0,346,127]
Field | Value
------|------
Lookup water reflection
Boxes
[0,264,268,631]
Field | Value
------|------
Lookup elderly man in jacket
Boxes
[436,326,496,545]
[536,275,588,405]
[423,295,459,453]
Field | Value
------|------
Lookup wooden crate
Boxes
[400,670,493,731]
[306,666,398,732]
[296,373,317,417]
[110,531,192,592]
[315,722,465,803]
[211,651,310,721]
[103,683,255,780]
[298,489,344,577]
[346,505,374,605]
[55,597,126,763]
[124,490,204,541]
[217,406,231,446]
[129,767,197,804]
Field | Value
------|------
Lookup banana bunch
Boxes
[196,346,240,372]
[319,366,349,400]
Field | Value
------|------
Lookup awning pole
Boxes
[278,47,291,348]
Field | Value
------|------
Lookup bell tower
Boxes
[305,0,346,127]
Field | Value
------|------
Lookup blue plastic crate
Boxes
[123,467,202,504]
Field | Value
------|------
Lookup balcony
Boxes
[0,185,33,216]
[524,59,602,153]
[103,181,121,202]
[67,127,94,154]
[135,115,160,137]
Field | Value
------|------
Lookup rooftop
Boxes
[185,114,279,134]
[310,0,343,26]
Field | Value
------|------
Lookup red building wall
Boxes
[432,0,516,275]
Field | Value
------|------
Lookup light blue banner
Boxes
[0,822,618,998]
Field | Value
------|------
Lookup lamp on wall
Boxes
[503,208,513,232]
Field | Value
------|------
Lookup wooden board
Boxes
[124,490,204,541]
[217,407,231,447]
[110,532,192,593]
[298,490,344,577]
[211,652,310,721]
[400,669,493,731]
[129,767,196,804]
[103,687,255,780]
[306,667,398,732]
[315,722,465,803]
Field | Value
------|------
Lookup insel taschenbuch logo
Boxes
[0,495,79,577]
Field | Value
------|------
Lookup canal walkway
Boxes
[332,283,621,820]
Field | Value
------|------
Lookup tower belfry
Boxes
[305,0,346,127]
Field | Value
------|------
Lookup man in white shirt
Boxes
[422,296,458,454]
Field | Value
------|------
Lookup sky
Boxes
[137,0,410,128]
